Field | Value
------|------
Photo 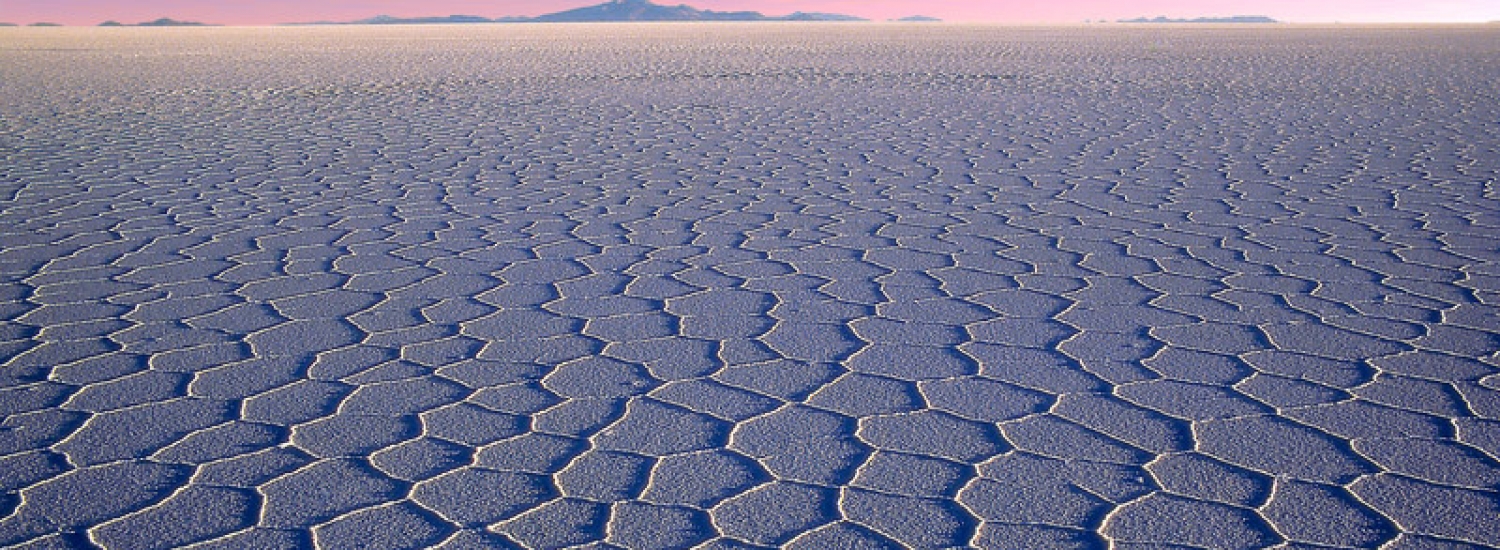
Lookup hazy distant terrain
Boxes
[1,24,1498,549]
[298,0,868,25]
[1119,15,1277,23]
[98,18,211,27]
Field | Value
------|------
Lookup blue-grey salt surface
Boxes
[1,23,1498,549]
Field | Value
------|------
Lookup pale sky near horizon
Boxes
[3,0,1497,26]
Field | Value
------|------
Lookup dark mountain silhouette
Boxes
[528,0,868,22]
[778,12,868,22]
[532,0,765,21]
[289,0,866,25]
[1120,15,1277,23]
[98,18,211,26]
[137,17,209,26]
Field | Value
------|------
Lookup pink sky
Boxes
[3,0,1497,26]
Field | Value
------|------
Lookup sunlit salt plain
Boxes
[2,23,1499,549]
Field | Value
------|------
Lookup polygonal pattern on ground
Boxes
[1,24,1498,549]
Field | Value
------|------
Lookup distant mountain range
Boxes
[529,0,866,22]
[99,18,211,27]
[1119,15,1278,23]
[5,1,939,27]
[297,0,881,25]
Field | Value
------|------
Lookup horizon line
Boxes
[7,19,1500,27]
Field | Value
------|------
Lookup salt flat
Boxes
[1,23,1498,549]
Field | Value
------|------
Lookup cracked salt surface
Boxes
[2,23,1499,549]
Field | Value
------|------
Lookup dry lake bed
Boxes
[1,23,1499,549]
